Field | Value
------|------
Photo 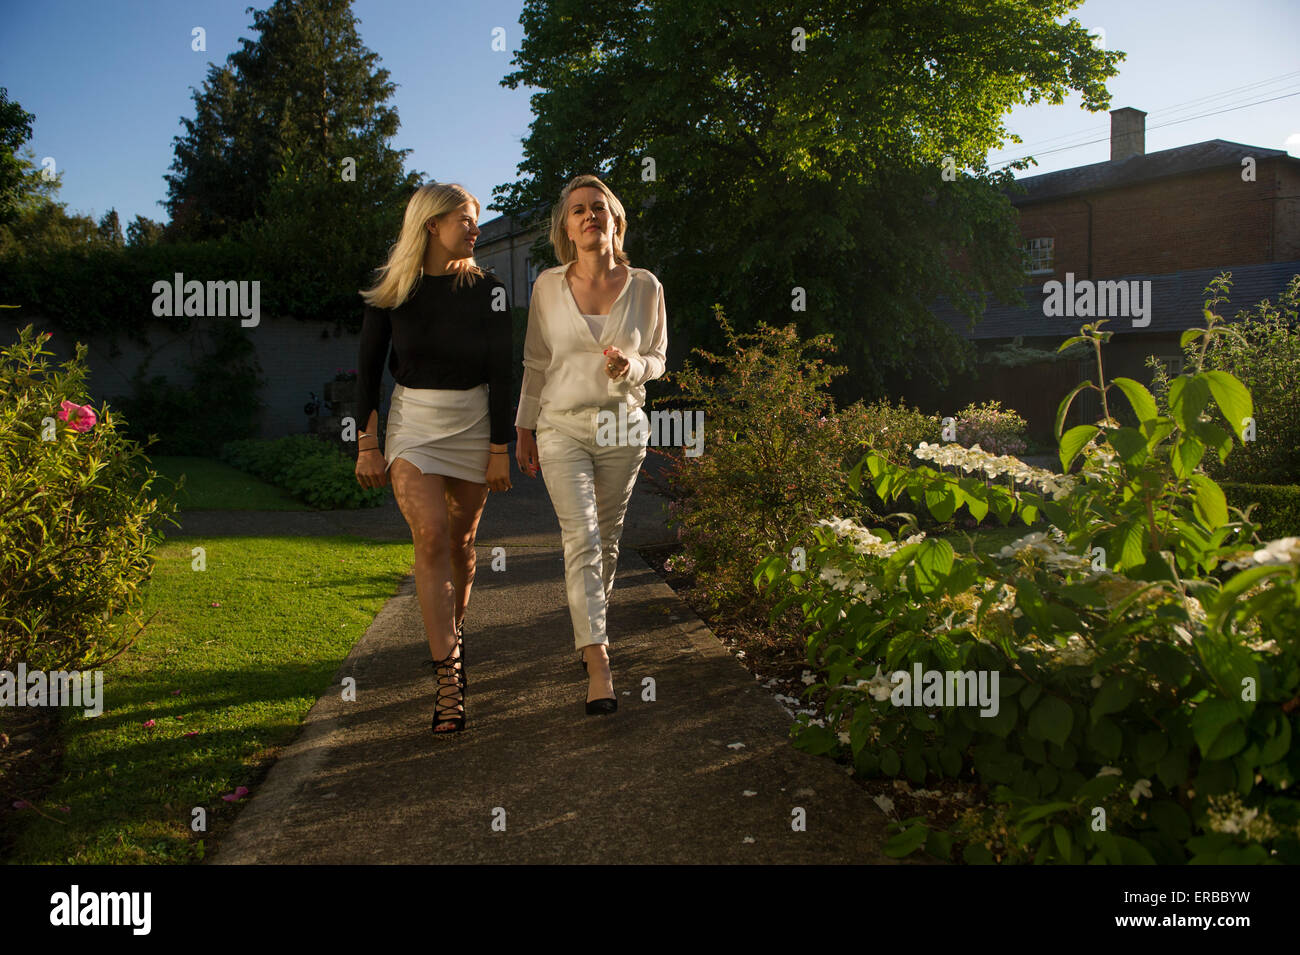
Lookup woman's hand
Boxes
[603,346,630,380]
[516,427,540,478]
[486,450,511,492]
[355,449,389,489]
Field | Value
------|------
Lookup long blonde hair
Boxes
[549,174,631,266]
[361,182,487,308]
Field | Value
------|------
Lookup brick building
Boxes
[930,107,1300,441]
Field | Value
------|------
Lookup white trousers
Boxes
[536,406,649,653]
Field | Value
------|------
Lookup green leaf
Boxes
[924,486,957,522]
[1091,675,1136,722]
[1191,699,1240,758]
[1188,474,1228,529]
[1168,374,1211,432]
[1202,370,1253,443]
[1179,327,1202,350]
[1194,632,1258,713]
[880,749,901,776]
[1107,427,1148,465]
[1087,716,1123,759]
[925,828,953,860]
[1055,380,1094,439]
[883,822,930,858]
[1256,715,1289,765]
[1028,695,1073,747]
[913,538,955,594]
[1111,377,1158,427]
[1059,425,1100,472]
[1170,434,1205,479]
[1053,824,1073,862]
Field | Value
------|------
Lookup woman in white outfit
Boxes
[514,175,668,716]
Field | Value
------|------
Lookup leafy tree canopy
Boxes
[493,0,1121,401]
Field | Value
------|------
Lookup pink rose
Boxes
[58,399,97,433]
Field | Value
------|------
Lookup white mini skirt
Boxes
[384,382,490,484]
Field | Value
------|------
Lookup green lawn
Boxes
[147,455,311,511]
[5,457,413,864]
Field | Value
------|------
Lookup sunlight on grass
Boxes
[146,455,309,511]
[6,534,415,864]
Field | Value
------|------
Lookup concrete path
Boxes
[179,449,895,863]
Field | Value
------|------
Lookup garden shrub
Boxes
[0,324,181,671]
[1149,272,1300,485]
[219,433,387,510]
[757,306,1300,864]
[1222,483,1300,540]
[660,306,906,615]
[953,399,1028,457]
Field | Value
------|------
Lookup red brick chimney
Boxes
[1110,107,1147,161]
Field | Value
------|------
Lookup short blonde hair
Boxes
[549,175,631,266]
[361,182,486,309]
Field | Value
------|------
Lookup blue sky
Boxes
[1,0,1297,230]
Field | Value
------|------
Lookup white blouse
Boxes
[515,262,668,431]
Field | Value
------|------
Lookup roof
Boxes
[932,260,1300,340]
[1008,140,1297,205]
[476,203,549,243]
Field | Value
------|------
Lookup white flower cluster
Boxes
[816,516,925,558]
[1205,793,1282,841]
[1224,536,1300,570]
[818,563,882,601]
[996,529,1091,572]
[913,442,1077,499]
[849,665,900,702]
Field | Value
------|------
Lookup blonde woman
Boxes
[515,175,668,716]
[355,182,513,735]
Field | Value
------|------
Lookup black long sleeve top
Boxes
[355,270,514,446]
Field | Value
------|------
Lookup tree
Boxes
[493,0,1122,402]
[163,0,420,241]
[126,215,164,248]
[0,87,37,226]
[96,209,124,248]
[0,146,104,258]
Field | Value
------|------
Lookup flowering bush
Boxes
[658,306,904,615]
[953,400,1028,457]
[1,325,182,671]
[756,311,1300,864]
[858,399,943,468]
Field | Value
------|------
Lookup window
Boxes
[1153,354,1185,378]
[1023,237,1054,275]
[525,256,539,303]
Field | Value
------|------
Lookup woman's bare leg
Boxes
[390,458,462,730]
[443,475,489,630]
